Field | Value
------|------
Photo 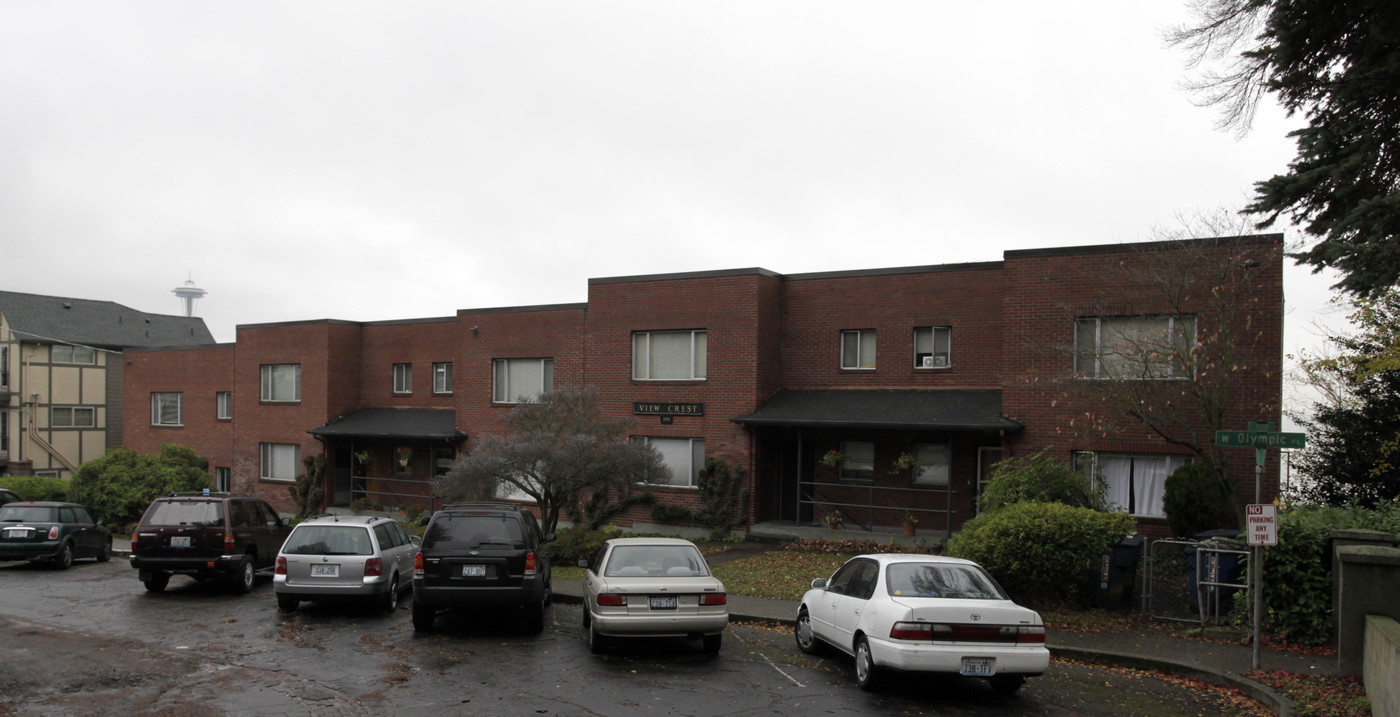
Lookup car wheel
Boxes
[52,542,74,570]
[144,571,171,593]
[794,608,823,655]
[411,599,435,633]
[588,620,609,654]
[381,577,400,613]
[990,675,1025,695]
[854,636,881,691]
[277,594,300,612]
[232,556,255,594]
[95,538,113,563]
[702,632,722,654]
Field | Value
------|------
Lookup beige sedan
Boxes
[579,537,728,654]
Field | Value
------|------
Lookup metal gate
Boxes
[1145,538,1249,625]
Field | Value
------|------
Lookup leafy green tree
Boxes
[1168,1,1400,297]
[978,450,1104,514]
[1290,288,1400,506]
[69,444,210,526]
[1162,462,1237,537]
[433,387,664,534]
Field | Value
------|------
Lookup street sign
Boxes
[1214,430,1307,450]
[1246,503,1278,546]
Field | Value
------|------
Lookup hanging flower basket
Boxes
[820,450,847,468]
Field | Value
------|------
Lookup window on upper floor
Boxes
[393,363,412,394]
[913,327,951,369]
[51,344,96,364]
[151,392,182,426]
[1074,451,1190,518]
[260,443,300,482]
[632,436,704,488]
[840,330,876,370]
[260,364,301,402]
[433,362,453,394]
[1074,315,1195,380]
[51,406,95,428]
[632,330,706,381]
[216,392,232,420]
[493,358,554,403]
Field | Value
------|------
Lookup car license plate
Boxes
[462,565,486,577]
[649,596,677,610]
[3,528,26,539]
[170,536,191,547]
[960,658,994,676]
[311,564,338,577]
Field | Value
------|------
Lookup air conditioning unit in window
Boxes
[933,355,948,368]
[920,356,935,368]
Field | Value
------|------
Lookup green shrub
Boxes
[289,454,325,521]
[650,503,693,523]
[68,444,211,526]
[979,450,1104,514]
[947,501,1135,603]
[550,524,625,566]
[693,459,750,540]
[0,475,70,502]
[1234,502,1400,644]
[1162,463,1237,538]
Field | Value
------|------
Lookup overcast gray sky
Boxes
[0,2,1347,417]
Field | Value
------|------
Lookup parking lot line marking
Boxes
[732,630,805,688]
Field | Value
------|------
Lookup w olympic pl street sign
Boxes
[1214,430,1307,450]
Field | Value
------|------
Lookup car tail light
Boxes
[224,532,235,550]
[1017,626,1047,644]
[699,593,727,606]
[48,526,59,540]
[365,557,383,577]
[596,593,625,607]
[275,556,287,575]
[524,551,537,576]
[889,621,934,640]
[413,551,424,577]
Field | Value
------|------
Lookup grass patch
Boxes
[710,552,851,601]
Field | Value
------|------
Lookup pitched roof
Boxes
[308,408,467,440]
[731,389,1022,431]
[0,290,214,348]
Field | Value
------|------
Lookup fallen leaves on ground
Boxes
[1245,669,1371,717]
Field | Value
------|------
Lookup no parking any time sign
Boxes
[1246,504,1278,546]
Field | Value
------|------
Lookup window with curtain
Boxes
[632,436,704,487]
[1075,451,1190,518]
[912,443,951,486]
[393,363,412,393]
[260,364,301,402]
[151,393,182,426]
[632,330,706,380]
[433,362,453,394]
[493,358,554,403]
[841,330,876,369]
[1074,315,1195,379]
[260,443,300,482]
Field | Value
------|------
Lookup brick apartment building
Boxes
[121,235,1284,538]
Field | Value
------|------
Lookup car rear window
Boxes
[143,500,224,527]
[604,545,708,578]
[0,506,57,523]
[886,563,1005,600]
[282,525,373,556]
[423,515,524,549]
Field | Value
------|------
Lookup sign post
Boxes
[1215,424,1304,670]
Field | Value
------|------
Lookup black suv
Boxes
[130,492,291,594]
[412,502,554,633]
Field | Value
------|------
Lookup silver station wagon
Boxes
[273,514,419,612]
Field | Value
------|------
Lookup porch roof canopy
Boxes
[308,408,467,440]
[731,389,1023,431]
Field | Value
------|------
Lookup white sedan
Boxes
[795,553,1049,693]
[580,537,728,653]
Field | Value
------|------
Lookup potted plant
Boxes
[820,450,847,468]
[824,510,844,530]
[891,452,919,475]
[902,513,919,536]
[395,447,413,470]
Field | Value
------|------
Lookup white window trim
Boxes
[433,362,453,394]
[840,330,876,370]
[493,358,554,403]
[839,440,875,482]
[393,363,413,394]
[216,392,232,420]
[633,436,704,488]
[259,443,300,483]
[632,330,707,381]
[913,326,952,369]
[260,364,302,402]
[911,442,951,486]
[151,392,183,427]
[1075,315,1196,380]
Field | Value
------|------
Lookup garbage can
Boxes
[1087,534,1144,609]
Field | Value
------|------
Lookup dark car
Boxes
[129,492,291,593]
[411,502,554,633]
[0,501,113,569]
[0,488,22,508]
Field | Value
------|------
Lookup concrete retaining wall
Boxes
[1366,615,1400,717]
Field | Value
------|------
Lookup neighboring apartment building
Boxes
[121,236,1285,538]
[0,291,215,478]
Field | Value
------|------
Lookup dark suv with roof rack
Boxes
[130,492,290,594]
[412,502,554,633]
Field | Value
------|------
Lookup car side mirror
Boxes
[811,578,828,590]
[576,559,589,569]
[411,535,422,547]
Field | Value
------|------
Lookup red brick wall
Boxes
[122,344,236,487]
